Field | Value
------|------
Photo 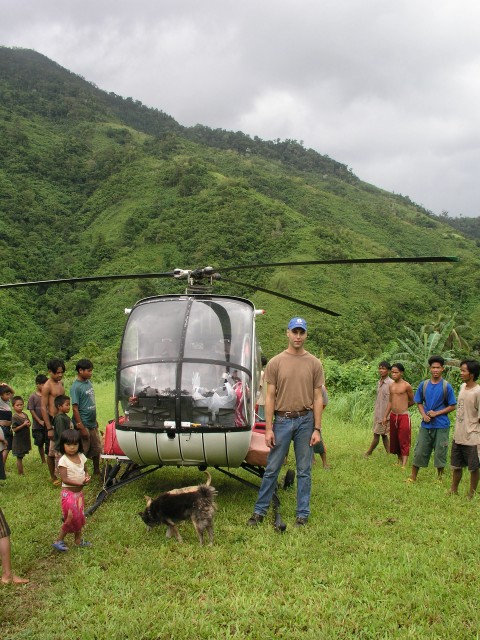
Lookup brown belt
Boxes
[275,410,310,418]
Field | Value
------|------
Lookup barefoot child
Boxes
[52,429,91,552]
[364,361,393,457]
[383,363,414,468]
[1,507,29,585]
[27,374,49,464]
[449,359,480,498]
[11,397,31,476]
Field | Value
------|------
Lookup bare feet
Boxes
[2,575,29,585]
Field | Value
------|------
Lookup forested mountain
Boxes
[1,46,479,373]
[438,213,480,243]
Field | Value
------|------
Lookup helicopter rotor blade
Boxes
[215,255,459,273]
[218,276,341,316]
[0,256,458,291]
[0,271,176,290]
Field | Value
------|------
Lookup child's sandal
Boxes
[52,541,68,552]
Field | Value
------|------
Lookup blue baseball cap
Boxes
[288,317,307,331]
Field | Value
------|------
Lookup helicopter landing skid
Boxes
[85,458,162,516]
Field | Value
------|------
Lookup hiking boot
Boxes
[247,513,264,526]
[295,517,308,527]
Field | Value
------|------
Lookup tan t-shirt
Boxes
[264,350,324,412]
[373,377,393,426]
[453,383,480,445]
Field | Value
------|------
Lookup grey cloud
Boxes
[1,0,480,215]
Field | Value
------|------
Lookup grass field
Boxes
[1,383,479,639]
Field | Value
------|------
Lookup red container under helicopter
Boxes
[116,294,263,467]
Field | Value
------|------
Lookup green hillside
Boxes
[1,46,479,371]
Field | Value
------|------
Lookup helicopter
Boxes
[0,255,458,515]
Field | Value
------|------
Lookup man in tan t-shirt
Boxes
[450,359,480,498]
[247,317,324,528]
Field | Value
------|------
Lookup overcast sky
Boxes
[1,0,480,217]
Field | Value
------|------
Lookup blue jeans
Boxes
[254,412,314,519]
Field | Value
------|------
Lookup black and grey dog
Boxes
[139,471,217,545]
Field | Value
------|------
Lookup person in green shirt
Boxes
[70,359,101,476]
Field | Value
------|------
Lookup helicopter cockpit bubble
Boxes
[116,295,256,436]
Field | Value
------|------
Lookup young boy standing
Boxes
[53,396,75,449]
[52,395,75,483]
[70,359,101,476]
[11,397,31,476]
[383,364,414,468]
[364,361,393,457]
[449,359,480,498]
[408,355,456,482]
[41,359,66,483]
[27,374,49,464]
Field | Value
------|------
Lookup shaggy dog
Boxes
[139,472,217,545]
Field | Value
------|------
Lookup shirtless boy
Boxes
[41,359,66,483]
[383,363,414,468]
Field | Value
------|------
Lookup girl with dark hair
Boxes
[52,429,91,552]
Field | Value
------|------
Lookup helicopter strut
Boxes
[85,461,162,516]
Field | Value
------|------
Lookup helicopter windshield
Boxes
[117,296,254,431]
